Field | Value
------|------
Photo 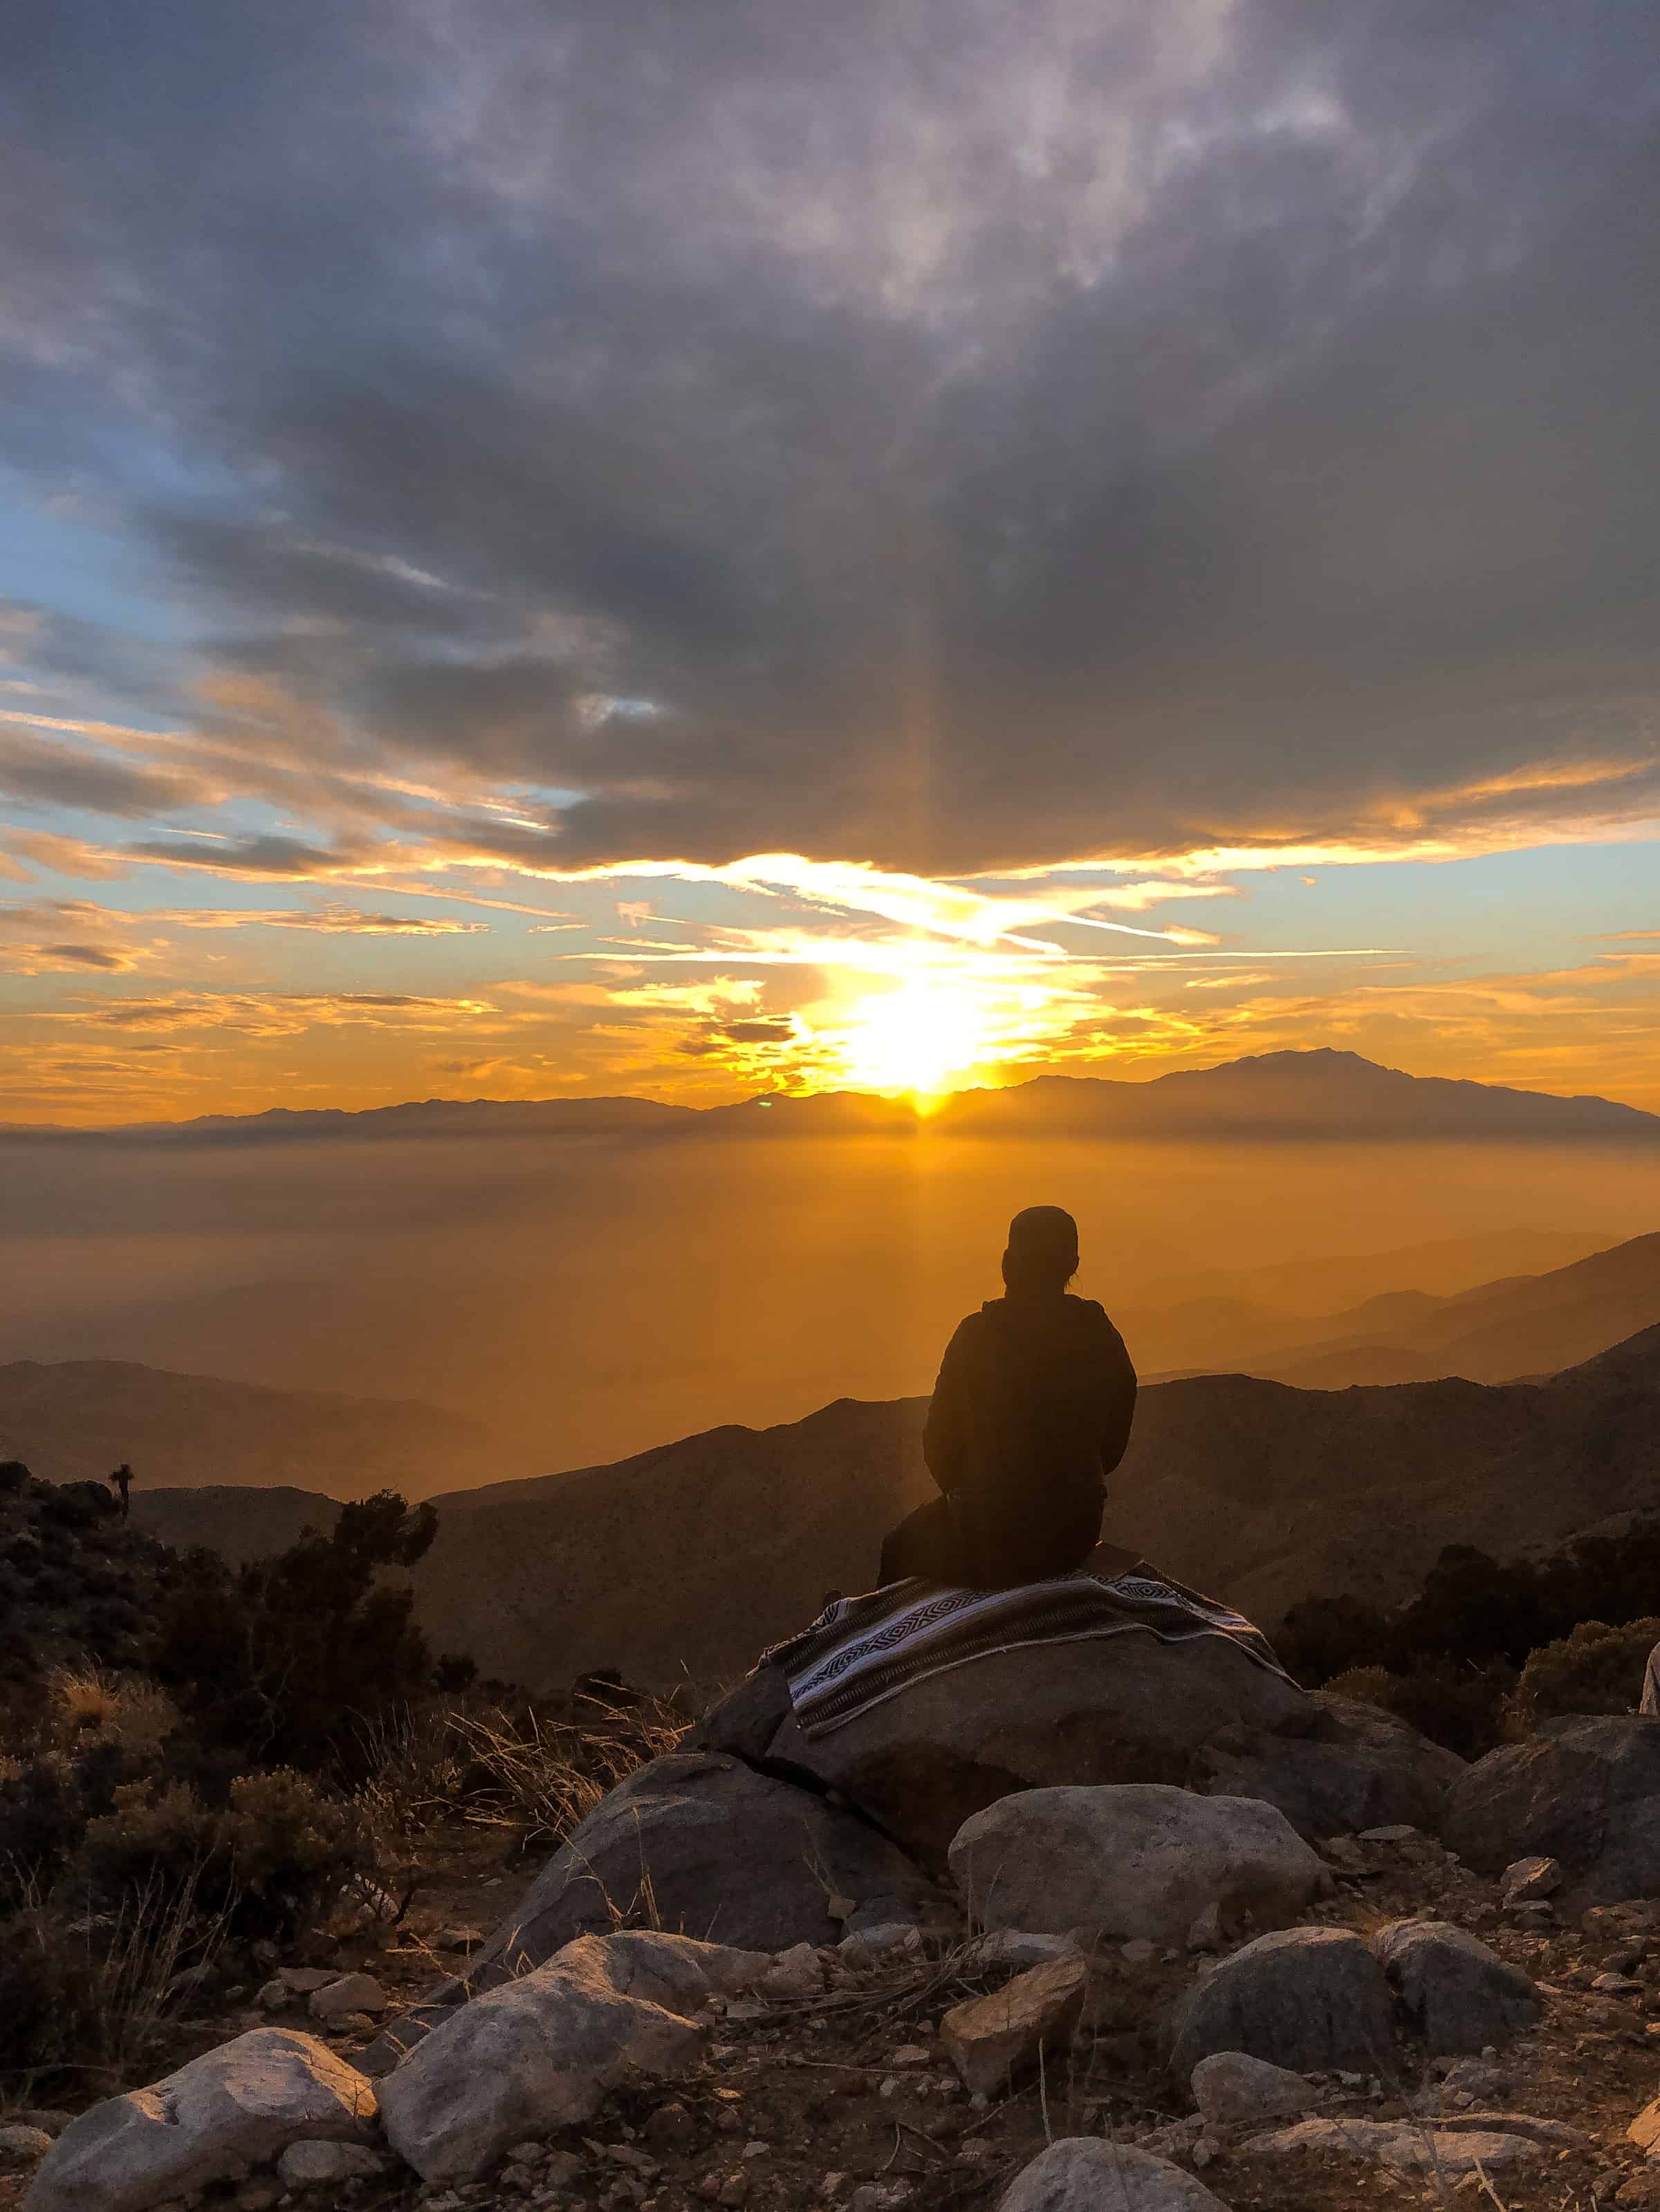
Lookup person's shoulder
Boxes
[1066,1294,1127,1340]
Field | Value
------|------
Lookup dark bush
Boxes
[153,1492,439,1777]
[39,1480,118,1530]
[1506,1617,1660,1733]
[1326,1659,1515,1760]
[1281,1515,1660,1686]
[78,1768,372,1942]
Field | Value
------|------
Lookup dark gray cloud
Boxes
[5,1,1660,870]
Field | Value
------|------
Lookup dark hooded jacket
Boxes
[920,1290,1136,1583]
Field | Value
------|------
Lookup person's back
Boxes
[879,1205,1136,1588]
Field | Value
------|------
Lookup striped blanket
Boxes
[764,1566,1293,1738]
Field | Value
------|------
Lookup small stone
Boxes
[1595,1973,1645,1995]
[968,1931,1082,1971]
[1502,1855,1562,1906]
[0,2125,53,2166]
[644,2103,697,2153]
[506,2141,544,2164]
[941,1956,1087,2095]
[237,2186,281,2211]
[837,1924,922,1968]
[257,1978,292,2011]
[15,2112,75,2140]
[1120,1938,1158,1966]
[717,2175,750,2206]
[1358,1824,1418,1843]
[1186,1902,1224,1953]
[435,1927,487,1953]
[309,1971,387,2022]
[1191,2052,1318,2128]
[888,2045,930,2066]
[277,1967,338,1993]
[276,2139,389,2186]
[757,1942,824,2000]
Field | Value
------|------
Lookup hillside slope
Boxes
[1240,1229,1660,1388]
[0,1360,503,1499]
[135,1321,1660,1693]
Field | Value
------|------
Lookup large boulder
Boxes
[949,1785,1331,1946]
[365,1749,939,2070]
[1372,1919,1542,2053]
[1444,1716,1660,1906]
[1168,1926,1397,2079]
[745,1635,1453,1867]
[1195,1693,1466,1839]
[478,1751,936,1967]
[23,2030,376,2212]
[379,1931,764,2184]
[999,2138,1234,2211]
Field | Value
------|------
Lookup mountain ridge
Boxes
[5,1048,1658,1145]
[0,1359,508,1499]
[131,1317,1660,1695]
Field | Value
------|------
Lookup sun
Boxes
[833,980,996,1099]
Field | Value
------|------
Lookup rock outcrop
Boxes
[718,1631,1455,1867]
[1168,1926,1397,2079]
[365,1749,945,2071]
[1372,1918,1542,2052]
[23,2029,376,2212]
[378,1931,766,2184]
[1444,1715,1660,1906]
[948,1783,1331,1945]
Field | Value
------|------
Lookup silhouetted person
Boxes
[110,1462,133,1520]
[878,1207,1136,1590]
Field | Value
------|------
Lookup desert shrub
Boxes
[152,1491,439,1776]
[0,1741,140,1908]
[1281,1516,1660,1686]
[79,1766,373,1942]
[0,1876,225,2090]
[46,1664,176,1755]
[1506,1617,1660,1734]
[1325,1658,1514,1760]
[39,1480,118,1531]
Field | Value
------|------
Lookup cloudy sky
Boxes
[3,0,1659,1121]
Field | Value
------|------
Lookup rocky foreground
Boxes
[15,1620,1660,2211]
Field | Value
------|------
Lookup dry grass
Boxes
[452,1694,686,1852]
[0,1866,232,2094]
[354,1703,476,1841]
[46,1664,176,1756]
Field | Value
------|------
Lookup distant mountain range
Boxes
[7,1049,1659,1146]
[0,1360,504,1498]
[1130,1229,1660,1388]
[29,1225,1651,1509]
[132,1311,1660,1694]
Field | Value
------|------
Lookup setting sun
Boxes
[832,980,999,1097]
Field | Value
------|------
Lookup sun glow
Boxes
[831,980,1002,1099]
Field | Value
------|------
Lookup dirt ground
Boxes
[8,1821,1660,2212]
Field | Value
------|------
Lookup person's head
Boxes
[1001,1205,1080,1296]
